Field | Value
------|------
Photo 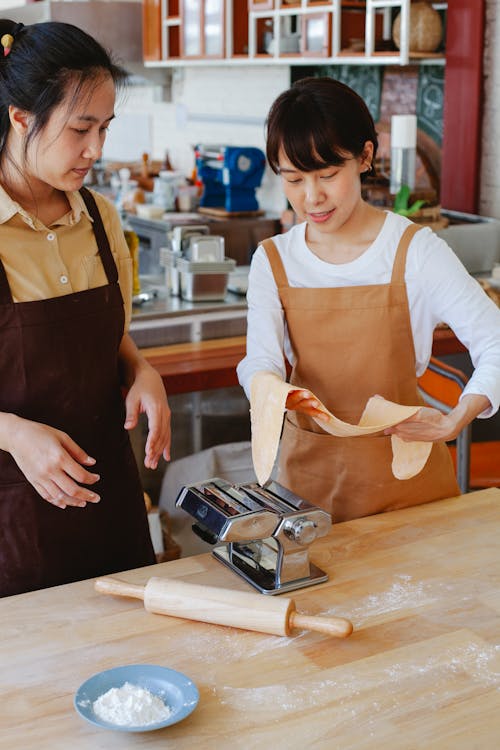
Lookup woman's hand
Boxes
[4,415,101,509]
[385,394,491,443]
[384,407,457,442]
[123,363,171,469]
[119,334,171,469]
[285,389,329,421]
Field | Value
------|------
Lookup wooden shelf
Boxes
[145,0,448,66]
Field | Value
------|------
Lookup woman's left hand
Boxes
[384,406,457,443]
[124,363,171,469]
[385,393,491,444]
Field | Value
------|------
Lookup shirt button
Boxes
[60,275,68,284]
[47,232,55,241]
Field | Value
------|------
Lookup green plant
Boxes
[393,185,426,216]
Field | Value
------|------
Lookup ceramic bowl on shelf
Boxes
[392,1,443,53]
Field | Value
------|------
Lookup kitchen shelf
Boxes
[145,0,447,66]
[144,54,445,67]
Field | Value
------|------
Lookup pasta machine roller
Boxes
[175,477,331,595]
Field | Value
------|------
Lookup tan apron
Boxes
[263,224,459,522]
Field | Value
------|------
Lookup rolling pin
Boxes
[95,576,353,639]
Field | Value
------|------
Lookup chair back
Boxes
[418,356,471,494]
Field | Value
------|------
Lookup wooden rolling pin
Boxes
[95,576,353,639]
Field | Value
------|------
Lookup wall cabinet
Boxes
[143,1,446,65]
[180,0,225,57]
[142,0,485,213]
[144,0,248,60]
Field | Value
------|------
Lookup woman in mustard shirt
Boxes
[0,19,171,596]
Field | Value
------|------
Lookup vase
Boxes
[392,1,443,54]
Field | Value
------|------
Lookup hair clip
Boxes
[1,34,14,57]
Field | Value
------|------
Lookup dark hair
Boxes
[0,19,127,156]
[266,77,378,181]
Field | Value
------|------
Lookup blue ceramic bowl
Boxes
[74,664,199,732]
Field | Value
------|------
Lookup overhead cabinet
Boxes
[143,0,447,65]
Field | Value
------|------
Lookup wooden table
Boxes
[3,488,500,749]
[141,328,464,396]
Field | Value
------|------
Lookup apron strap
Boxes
[262,238,290,289]
[391,223,423,285]
[79,187,119,284]
[0,256,13,303]
[264,223,423,291]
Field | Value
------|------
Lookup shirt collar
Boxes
[0,184,93,228]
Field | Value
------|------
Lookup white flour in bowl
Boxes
[92,682,172,726]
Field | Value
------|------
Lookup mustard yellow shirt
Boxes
[0,185,133,330]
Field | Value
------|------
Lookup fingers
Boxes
[144,402,171,470]
[384,407,451,442]
[33,479,98,509]
[123,365,172,468]
[286,389,329,420]
[143,398,172,466]
[59,432,99,470]
[124,407,139,431]
[286,389,316,410]
[35,434,101,507]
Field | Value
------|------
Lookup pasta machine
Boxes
[175,477,331,595]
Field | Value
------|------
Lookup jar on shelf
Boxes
[392,1,443,54]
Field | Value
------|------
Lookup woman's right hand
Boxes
[285,389,329,421]
[3,415,101,509]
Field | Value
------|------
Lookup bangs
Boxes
[266,77,378,177]
[267,97,347,174]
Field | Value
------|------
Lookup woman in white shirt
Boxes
[237,77,500,521]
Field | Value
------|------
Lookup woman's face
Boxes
[277,142,372,236]
[24,74,116,192]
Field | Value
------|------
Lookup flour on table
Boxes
[92,682,172,726]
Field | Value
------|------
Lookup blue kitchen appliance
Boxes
[195,144,266,213]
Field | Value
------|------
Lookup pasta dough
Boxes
[250,371,432,485]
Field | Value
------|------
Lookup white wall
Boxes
[109,65,290,213]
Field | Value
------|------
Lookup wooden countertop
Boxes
[3,488,500,748]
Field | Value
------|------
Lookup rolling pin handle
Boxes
[94,576,146,601]
[289,611,353,638]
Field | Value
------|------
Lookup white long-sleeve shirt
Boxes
[237,211,500,418]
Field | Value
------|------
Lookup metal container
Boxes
[176,257,236,301]
[171,225,209,254]
[160,247,181,296]
[187,235,225,262]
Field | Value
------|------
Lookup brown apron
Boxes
[263,224,459,522]
[0,187,155,597]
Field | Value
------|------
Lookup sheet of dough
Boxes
[250,371,432,486]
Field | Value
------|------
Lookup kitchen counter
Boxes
[129,276,247,349]
[3,488,500,749]
[131,282,246,323]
